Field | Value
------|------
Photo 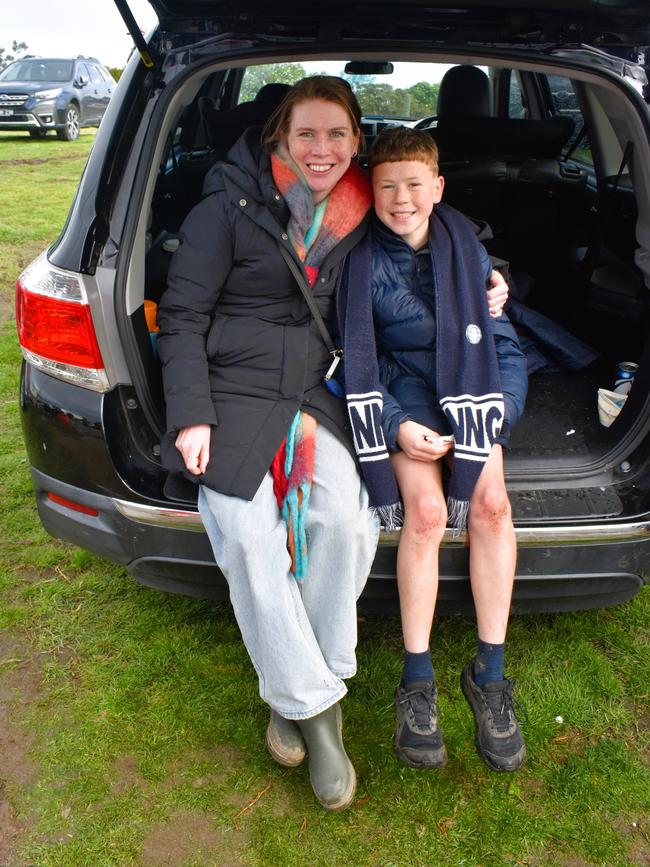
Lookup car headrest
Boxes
[433,114,575,159]
[254,83,292,107]
[437,65,491,118]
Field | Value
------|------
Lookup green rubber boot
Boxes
[266,709,307,767]
[297,702,356,811]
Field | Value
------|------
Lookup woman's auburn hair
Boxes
[262,75,365,153]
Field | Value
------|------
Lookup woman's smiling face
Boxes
[286,98,360,203]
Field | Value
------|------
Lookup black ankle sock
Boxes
[402,649,434,687]
[473,638,505,687]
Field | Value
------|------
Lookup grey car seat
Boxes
[431,65,584,269]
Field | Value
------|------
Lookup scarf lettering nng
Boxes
[344,203,504,532]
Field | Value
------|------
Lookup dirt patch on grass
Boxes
[547,726,594,765]
[0,154,87,167]
[109,755,150,796]
[0,792,22,867]
[108,744,249,800]
[140,809,250,866]
[527,855,595,867]
[9,241,49,275]
[0,634,42,866]
[0,294,16,331]
[161,744,246,792]
[1,239,48,328]
[610,814,650,865]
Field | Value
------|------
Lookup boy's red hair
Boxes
[369,126,439,174]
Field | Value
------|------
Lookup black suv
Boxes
[14,0,650,613]
[0,55,115,140]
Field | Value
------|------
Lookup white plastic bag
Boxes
[597,387,627,428]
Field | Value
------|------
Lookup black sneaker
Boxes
[460,662,526,772]
[394,680,448,769]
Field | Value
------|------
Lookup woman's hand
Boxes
[396,420,454,462]
[175,424,211,475]
[487,269,509,318]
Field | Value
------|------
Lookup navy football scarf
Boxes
[343,203,503,531]
[336,252,402,531]
[430,203,504,529]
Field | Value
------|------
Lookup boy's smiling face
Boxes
[372,160,445,250]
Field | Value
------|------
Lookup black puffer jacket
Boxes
[157,129,368,500]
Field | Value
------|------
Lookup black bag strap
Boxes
[278,245,343,377]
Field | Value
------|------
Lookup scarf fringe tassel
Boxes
[446,496,470,535]
[283,483,311,581]
[376,499,470,535]
[372,502,404,532]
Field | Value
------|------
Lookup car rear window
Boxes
[238,61,452,122]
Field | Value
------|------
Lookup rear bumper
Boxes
[32,468,649,614]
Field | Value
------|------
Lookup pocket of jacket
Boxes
[279,322,308,399]
[206,313,228,358]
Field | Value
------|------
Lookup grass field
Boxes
[0,129,649,866]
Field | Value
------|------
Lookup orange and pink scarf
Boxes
[270,146,371,579]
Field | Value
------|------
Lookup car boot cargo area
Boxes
[107,54,650,526]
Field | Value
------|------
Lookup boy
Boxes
[366,127,528,772]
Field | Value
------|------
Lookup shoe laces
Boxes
[484,679,528,732]
[400,684,437,728]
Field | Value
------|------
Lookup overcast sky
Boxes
[3,0,159,68]
[3,2,454,85]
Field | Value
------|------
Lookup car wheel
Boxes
[57,104,80,141]
[29,129,48,139]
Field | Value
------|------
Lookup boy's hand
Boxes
[396,421,454,461]
[176,424,211,475]
[487,269,509,317]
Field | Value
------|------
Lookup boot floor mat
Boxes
[508,366,612,460]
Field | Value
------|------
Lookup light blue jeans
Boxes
[198,425,380,719]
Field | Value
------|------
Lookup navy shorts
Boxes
[389,376,452,437]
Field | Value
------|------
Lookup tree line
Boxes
[0,41,28,72]
[240,63,440,118]
[1,51,438,117]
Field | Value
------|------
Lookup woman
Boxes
[157,76,507,811]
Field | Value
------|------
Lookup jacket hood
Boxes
[202,127,272,200]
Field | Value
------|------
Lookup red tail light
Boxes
[15,254,108,392]
[16,283,104,369]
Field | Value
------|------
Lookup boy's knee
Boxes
[469,486,512,532]
[406,495,447,537]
